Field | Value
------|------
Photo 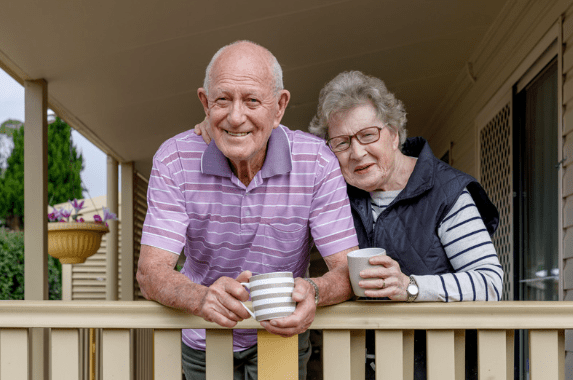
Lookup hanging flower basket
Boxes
[48,222,109,264]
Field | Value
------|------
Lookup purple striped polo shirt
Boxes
[141,124,358,351]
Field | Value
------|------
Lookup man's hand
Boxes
[260,277,316,338]
[259,246,357,337]
[137,245,253,328]
[194,117,212,145]
[195,271,253,328]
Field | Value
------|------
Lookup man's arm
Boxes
[260,246,357,337]
[136,245,252,327]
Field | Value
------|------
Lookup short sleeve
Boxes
[141,151,190,254]
[308,145,359,256]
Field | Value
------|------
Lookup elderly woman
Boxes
[308,71,503,379]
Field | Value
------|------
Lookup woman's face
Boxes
[328,103,400,192]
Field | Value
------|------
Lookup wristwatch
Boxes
[406,276,419,302]
[303,278,319,305]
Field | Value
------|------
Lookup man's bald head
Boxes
[203,40,284,96]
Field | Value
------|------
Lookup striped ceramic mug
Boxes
[240,272,296,322]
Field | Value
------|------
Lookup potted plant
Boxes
[47,199,118,264]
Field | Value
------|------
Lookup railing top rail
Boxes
[1,300,572,330]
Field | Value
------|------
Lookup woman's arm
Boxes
[414,188,504,301]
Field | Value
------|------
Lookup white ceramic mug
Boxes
[347,248,387,297]
[239,271,296,322]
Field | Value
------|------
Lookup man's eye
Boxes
[248,98,259,103]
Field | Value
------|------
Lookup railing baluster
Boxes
[0,329,28,380]
[478,330,509,379]
[51,329,80,380]
[529,330,565,380]
[427,330,456,380]
[258,330,298,379]
[102,329,132,379]
[205,329,233,380]
[375,330,412,379]
[350,330,365,379]
[153,329,181,380]
[323,330,351,379]
[454,330,465,379]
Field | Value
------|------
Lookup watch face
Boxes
[408,284,419,296]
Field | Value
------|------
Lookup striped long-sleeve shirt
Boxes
[370,188,503,301]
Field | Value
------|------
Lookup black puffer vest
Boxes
[348,137,499,274]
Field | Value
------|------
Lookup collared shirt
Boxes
[141,124,358,351]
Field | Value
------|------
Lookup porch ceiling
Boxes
[0,0,507,177]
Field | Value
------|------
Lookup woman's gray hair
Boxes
[203,40,284,95]
[308,71,407,147]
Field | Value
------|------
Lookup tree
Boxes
[0,117,84,229]
[0,229,61,300]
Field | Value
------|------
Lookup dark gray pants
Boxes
[182,330,311,380]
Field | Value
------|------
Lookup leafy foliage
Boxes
[0,229,61,300]
[0,117,84,228]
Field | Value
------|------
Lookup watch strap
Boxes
[407,276,418,303]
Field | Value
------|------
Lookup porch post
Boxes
[24,79,49,379]
[120,162,134,300]
[106,155,119,300]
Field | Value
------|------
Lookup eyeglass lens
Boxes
[328,127,381,152]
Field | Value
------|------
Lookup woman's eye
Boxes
[336,141,349,148]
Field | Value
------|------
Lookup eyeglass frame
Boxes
[326,126,388,153]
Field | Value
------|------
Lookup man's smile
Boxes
[225,130,250,137]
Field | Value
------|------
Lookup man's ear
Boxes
[198,88,210,115]
[273,89,290,128]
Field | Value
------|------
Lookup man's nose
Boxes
[228,100,247,126]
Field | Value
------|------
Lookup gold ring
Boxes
[382,280,386,289]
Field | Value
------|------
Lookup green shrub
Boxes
[0,229,62,300]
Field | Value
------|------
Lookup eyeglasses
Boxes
[326,126,384,153]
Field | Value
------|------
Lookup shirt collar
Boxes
[201,125,292,178]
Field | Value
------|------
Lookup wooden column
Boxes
[106,155,119,300]
[120,162,134,300]
[24,79,49,379]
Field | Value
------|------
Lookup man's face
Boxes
[198,45,289,172]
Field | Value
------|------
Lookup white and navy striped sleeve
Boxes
[413,188,504,302]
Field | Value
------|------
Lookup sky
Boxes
[0,69,108,199]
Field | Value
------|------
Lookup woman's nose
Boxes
[348,137,367,158]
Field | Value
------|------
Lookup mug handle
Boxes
[239,282,256,319]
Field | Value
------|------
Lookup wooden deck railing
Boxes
[0,300,569,379]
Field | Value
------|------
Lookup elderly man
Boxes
[136,40,358,379]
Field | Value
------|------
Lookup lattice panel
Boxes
[479,104,513,300]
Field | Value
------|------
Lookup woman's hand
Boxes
[358,255,411,301]
[194,117,212,145]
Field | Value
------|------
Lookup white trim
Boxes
[516,39,559,93]
[557,16,564,302]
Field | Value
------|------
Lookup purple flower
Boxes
[93,214,103,223]
[48,211,57,222]
[103,207,117,222]
[68,199,85,213]
[77,217,85,223]
[59,208,72,221]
